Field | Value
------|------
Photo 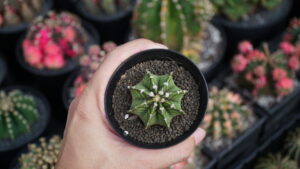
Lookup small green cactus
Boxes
[255,153,298,169]
[0,90,39,140]
[128,71,187,128]
[133,0,214,61]
[285,128,300,161]
[19,135,62,169]
[211,0,282,21]
[201,87,253,139]
[0,0,42,27]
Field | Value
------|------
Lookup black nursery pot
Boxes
[0,0,53,53]
[212,0,293,46]
[105,49,208,149]
[71,0,136,44]
[62,70,80,110]
[0,55,7,86]
[0,86,50,152]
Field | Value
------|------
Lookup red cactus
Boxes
[231,54,248,72]
[22,11,88,70]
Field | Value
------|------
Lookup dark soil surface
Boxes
[112,60,200,144]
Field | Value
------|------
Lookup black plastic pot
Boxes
[0,86,50,152]
[0,55,7,86]
[71,0,136,44]
[0,0,53,53]
[212,0,293,47]
[62,70,80,110]
[105,49,208,149]
[203,82,267,169]
[232,110,300,169]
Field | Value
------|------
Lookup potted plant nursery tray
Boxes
[63,42,117,109]
[0,0,53,52]
[200,84,266,169]
[212,0,293,44]
[131,0,227,82]
[0,86,50,152]
[10,135,62,169]
[71,0,136,43]
[105,49,208,149]
[233,112,300,169]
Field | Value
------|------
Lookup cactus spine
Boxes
[133,0,214,61]
[19,136,62,169]
[255,154,298,169]
[128,71,187,128]
[0,90,39,140]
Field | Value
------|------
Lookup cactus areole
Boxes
[128,71,187,128]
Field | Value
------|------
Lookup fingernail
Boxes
[192,128,206,145]
[154,43,168,49]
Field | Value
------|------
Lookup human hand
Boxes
[55,39,206,169]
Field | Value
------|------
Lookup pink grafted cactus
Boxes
[231,41,299,98]
[72,42,117,98]
[22,11,88,70]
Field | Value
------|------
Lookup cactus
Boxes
[285,128,300,161]
[128,71,187,128]
[133,0,215,62]
[0,90,39,140]
[231,41,299,98]
[283,18,300,44]
[73,42,117,98]
[0,0,42,27]
[19,135,62,169]
[255,153,298,169]
[82,0,129,15]
[201,87,252,139]
[211,0,282,21]
[22,11,88,70]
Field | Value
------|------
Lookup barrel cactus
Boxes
[201,87,253,139]
[133,0,214,62]
[0,90,39,140]
[255,154,298,169]
[285,128,300,161]
[128,71,187,128]
[19,135,62,169]
[0,0,42,27]
[82,0,130,15]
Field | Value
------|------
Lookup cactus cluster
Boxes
[0,0,42,27]
[211,0,282,21]
[0,90,39,140]
[255,154,298,169]
[201,87,253,140]
[22,11,88,70]
[72,42,117,98]
[19,135,62,169]
[82,0,130,15]
[133,0,215,62]
[255,128,300,169]
[231,41,299,98]
[128,71,187,128]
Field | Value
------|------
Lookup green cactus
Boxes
[133,0,214,61]
[285,128,300,161]
[0,90,39,140]
[19,135,62,169]
[82,0,129,15]
[201,87,253,139]
[255,153,298,169]
[211,0,282,21]
[128,71,187,128]
[0,0,42,27]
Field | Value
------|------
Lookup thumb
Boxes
[139,128,206,169]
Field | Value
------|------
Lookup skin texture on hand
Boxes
[55,39,206,169]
